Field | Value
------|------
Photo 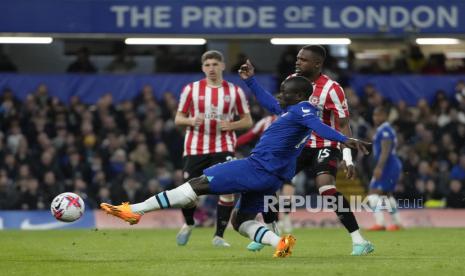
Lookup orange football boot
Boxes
[100,202,141,225]
[273,234,296,258]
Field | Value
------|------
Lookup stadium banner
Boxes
[0,73,276,104]
[350,74,465,106]
[1,209,465,230]
[1,0,464,35]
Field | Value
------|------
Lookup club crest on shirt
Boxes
[309,96,319,106]
[224,95,231,103]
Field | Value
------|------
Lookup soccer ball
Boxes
[50,192,85,222]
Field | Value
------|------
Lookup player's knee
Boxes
[315,173,335,188]
[188,175,210,195]
[232,211,256,231]
[219,194,234,205]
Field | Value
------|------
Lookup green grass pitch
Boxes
[0,228,463,275]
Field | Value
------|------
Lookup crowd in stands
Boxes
[0,85,186,210]
[1,42,465,210]
[0,76,464,211]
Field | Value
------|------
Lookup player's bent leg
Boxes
[213,194,234,247]
[247,195,280,252]
[234,206,296,258]
[316,174,374,255]
[367,189,386,231]
[101,176,209,225]
[280,183,295,233]
[100,202,141,225]
[351,241,375,256]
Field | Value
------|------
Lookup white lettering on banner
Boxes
[204,6,223,27]
[323,6,340,28]
[366,6,387,28]
[111,5,459,31]
[323,5,458,29]
[111,6,130,27]
[438,6,458,27]
[131,6,151,28]
[284,6,315,28]
[154,6,172,28]
[341,6,364,28]
[389,6,409,28]
[183,6,202,27]
[260,6,276,28]
[111,5,171,28]
[182,6,275,28]
[236,7,256,28]
[224,6,234,28]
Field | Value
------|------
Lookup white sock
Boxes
[350,230,365,244]
[131,183,198,214]
[266,222,280,235]
[388,196,402,225]
[238,220,281,247]
[367,194,385,226]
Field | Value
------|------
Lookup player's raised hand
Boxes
[343,138,371,155]
[238,59,255,80]
[341,161,356,180]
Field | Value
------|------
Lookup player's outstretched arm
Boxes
[304,115,370,154]
[238,60,282,115]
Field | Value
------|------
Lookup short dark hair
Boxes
[283,76,313,99]
[301,45,326,61]
[201,50,224,63]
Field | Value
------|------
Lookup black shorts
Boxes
[295,147,342,178]
[182,152,235,181]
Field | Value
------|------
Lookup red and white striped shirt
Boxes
[289,73,349,149]
[178,79,250,156]
[236,115,277,147]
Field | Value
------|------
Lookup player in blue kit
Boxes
[367,107,403,231]
[101,75,370,258]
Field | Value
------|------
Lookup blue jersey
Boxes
[373,122,401,172]
[244,77,347,181]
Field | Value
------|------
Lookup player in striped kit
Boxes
[174,50,253,247]
[245,45,373,256]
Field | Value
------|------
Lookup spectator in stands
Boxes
[42,171,63,206]
[0,51,17,72]
[16,177,44,210]
[0,169,17,209]
[450,154,465,181]
[422,53,447,74]
[446,180,465,208]
[67,47,97,73]
[454,80,465,108]
[406,44,426,73]
[105,47,136,74]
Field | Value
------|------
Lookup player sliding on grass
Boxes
[101,75,371,258]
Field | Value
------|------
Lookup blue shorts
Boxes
[370,168,401,192]
[203,158,282,213]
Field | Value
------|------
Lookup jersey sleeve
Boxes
[290,102,347,143]
[177,84,192,113]
[380,127,394,141]
[234,86,250,115]
[243,77,283,115]
[326,84,349,119]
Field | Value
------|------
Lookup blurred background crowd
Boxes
[0,65,464,210]
[1,36,465,211]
